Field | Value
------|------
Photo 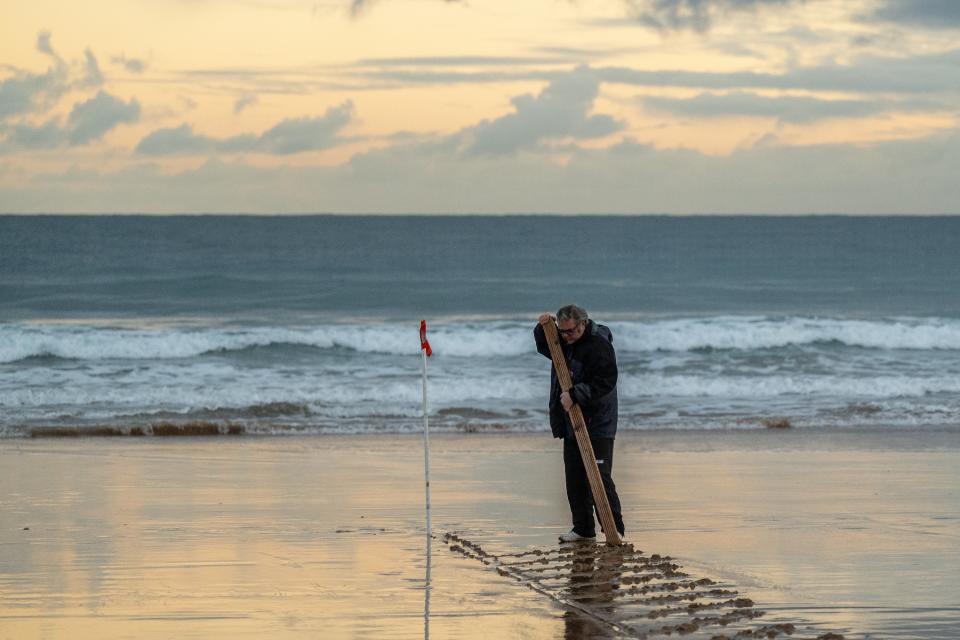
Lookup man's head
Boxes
[556,304,588,344]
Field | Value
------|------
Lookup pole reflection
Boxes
[424,532,432,640]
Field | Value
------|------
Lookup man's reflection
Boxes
[563,544,629,639]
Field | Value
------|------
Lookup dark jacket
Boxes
[533,319,618,439]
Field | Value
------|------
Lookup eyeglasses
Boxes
[558,324,582,336]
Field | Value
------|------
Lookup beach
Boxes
[2,428,957,639]
[3,214,960,639]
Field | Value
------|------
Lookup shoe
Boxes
[558,530,596,543]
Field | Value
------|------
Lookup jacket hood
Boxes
[588,319,613,344]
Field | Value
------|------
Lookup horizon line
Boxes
[2,212,959,217]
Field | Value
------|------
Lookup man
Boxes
[534,304,625,543]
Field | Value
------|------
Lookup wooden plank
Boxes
[542,320,622,546]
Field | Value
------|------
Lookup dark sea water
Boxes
[2,214,959,436]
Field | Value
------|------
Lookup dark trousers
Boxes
[563,436,625,537]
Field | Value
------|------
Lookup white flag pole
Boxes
[420,323,432,540]
[421,322,433,639]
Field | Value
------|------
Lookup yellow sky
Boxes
[2,0,959,213]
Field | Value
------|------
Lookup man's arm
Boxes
[570,339,617,407]
[533,314,555,359]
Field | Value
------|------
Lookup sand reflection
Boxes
[0,438,568,639]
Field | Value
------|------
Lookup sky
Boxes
[1,0,959,214]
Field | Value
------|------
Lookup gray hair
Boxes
[556,304,588,324]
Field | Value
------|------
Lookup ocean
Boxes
[2,214,959,437]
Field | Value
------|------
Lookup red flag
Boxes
[419,320,433,357]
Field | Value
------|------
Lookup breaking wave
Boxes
[0,323,532,362]
[621,374,960,399]
[3,316,960,363]
[611,316,960,352]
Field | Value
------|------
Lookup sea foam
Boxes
[0,323,533,362]
[4,316,960,363]
[610,316,960,352]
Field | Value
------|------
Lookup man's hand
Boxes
[560,391,574,412]
[539,313,555,326]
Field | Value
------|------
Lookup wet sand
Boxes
[1,428,958,639]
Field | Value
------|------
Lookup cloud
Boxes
[348,0,368,17]
[623,0,802,32]
[597,47,960,94]
[642,91,923,123]
[36,31,56,56]
[80,49,104,88]
[4,119,66,150]
[136,100,354,155]
[533,46,635,61]
[342,45,960,97]
[258,106,354,153]
[0,63,69,122]
[132,124,219,155]
[356,55,567,67]
[353,68,537,88]
[8,128,960,214]
[458,66,622,155]
[234,94,258,114]
[348,0,460,18]
[864,0,960,28]
[0,33,115,123]
[111,55,147,74]
[1,91,140,149]
[67,90,140,144]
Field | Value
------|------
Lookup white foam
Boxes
[0,363,541,416]
[611,316,960,352]
[4,316,960,364]
[621,373,960,398]
[0,322,535,362]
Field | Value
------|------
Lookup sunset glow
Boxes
[2,0,959,213]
